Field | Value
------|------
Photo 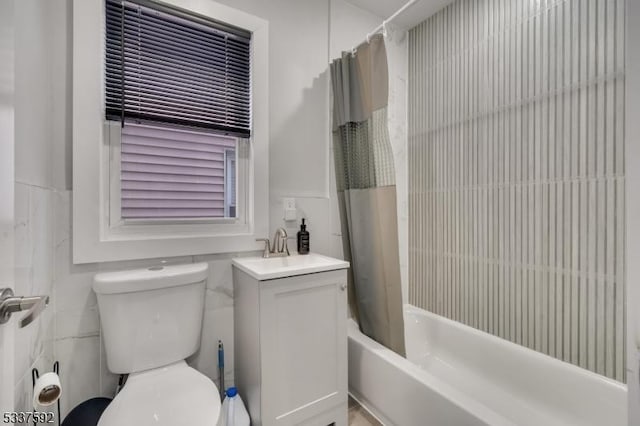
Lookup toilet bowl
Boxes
[97,361,220,426]
[93,263,220,426]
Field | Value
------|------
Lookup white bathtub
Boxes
[348,304,627,426]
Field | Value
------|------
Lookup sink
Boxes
[232,252,349,281]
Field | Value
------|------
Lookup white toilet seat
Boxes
[98,361,221,426]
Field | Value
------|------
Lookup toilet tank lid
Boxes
[93,263,208,295]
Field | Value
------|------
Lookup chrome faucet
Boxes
[256,227,291,258]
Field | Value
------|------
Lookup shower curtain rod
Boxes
[351,0,418,51]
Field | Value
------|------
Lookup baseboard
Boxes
[348,390,392,426]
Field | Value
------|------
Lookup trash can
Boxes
[60,397,112,426]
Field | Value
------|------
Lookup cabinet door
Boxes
[260,270,347,426]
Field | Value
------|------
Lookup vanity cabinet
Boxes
[233,255,349,426]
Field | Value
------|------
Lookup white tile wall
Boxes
[12,0,64,416]
[627,0,640,422]
[12,183,56,419]
[189,253,238,388]
[386,25,409,305]
[51,190,108,417]
[55,336,101,417]
[407,0,626,382]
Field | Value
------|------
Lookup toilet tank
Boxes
[93,263,208,374]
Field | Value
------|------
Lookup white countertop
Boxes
[232,252,349,280]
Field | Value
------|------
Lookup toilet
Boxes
[92,263,221,425]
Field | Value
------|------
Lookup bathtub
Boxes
[348,304,627,426]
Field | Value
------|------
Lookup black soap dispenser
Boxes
[297,218,310,254]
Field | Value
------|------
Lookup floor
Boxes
[348,396,382,426]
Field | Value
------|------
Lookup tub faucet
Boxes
[256,227,290,258]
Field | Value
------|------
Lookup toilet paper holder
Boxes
[32,361,61,426]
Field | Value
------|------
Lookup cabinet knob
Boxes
[340,284,347,291]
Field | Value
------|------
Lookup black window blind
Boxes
[105,0,252,137]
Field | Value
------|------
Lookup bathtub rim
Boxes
[348,304,627,426]
[403,303,627,392]
[348,317,509,425]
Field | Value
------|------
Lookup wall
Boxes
[407,0,626,382]
[259,0,381,259]
[0,0,16,415]
[12,0,57,417]
[385,25,409,304]
[12,0,382,418]
[627,0,640,420]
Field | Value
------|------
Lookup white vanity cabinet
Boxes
[232,254,349,426]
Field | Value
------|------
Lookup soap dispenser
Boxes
[297,219,310,254]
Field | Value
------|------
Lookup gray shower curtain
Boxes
[330,34,405,356]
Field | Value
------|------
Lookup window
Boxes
[72,0,268,263]
[105,0,249,221]
[116,123,238,220]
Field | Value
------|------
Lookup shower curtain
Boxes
[330,34,405,356]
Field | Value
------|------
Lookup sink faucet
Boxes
[256,227,290,258]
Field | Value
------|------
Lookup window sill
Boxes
[73,231,263,264]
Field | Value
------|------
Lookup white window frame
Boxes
[223,147,236,218]
[73,0,269,264]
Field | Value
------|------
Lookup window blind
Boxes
[105,0,252,137]
[121,123,236,219]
